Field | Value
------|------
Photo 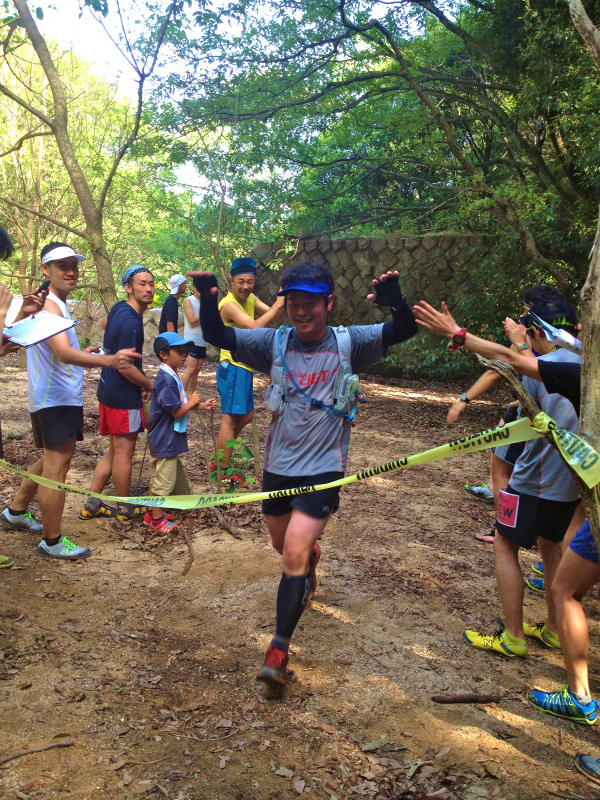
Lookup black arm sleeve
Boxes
[381,299,419,350]
[198,294,237,352]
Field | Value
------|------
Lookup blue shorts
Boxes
[569,519,599,564]
[217,361,254,415]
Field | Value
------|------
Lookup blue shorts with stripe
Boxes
[216,361,254,415]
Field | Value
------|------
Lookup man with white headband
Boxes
[80,264,156,523]
[0,241,140,559]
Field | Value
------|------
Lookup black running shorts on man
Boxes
[495,484,580,549]
[261,471,344,519]
[30,405,84,449]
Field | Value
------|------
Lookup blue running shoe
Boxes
[575,754,600,785]
[531,561,544,576]
[525,577,545,595]
[527,685,598,725]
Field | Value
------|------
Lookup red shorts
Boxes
[99,403,145,436]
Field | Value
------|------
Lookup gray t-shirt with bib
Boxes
[232,325,385,475]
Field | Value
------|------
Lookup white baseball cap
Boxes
[41,245,86,264]
[169,274,187,294]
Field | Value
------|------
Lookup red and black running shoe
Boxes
[257,645,289,685]
[307,542,321,601]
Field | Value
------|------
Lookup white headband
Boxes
[41,246,85,264]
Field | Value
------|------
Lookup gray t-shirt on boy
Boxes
[233,325,385,475]
[510,347,581,502]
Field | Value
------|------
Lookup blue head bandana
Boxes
[121,264,153,287]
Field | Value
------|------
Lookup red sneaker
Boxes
[307,542,321,601]
[144,510,174,526]
[257,645,289,685]
[149,517,180,534]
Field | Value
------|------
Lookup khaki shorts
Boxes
[149,456,178,496]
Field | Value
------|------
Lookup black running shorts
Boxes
[189,345,206,359]
[496,484,580,548]
[30,405,84,449]
[261,470,344,520]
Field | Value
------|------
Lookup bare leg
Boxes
[111,433,138,497]
[265,509,329,576]
[89,435,115,494]
[493,533,524,638]
[9,457,44,511]
[537,538,563,633]
[552,548,600,696]
[37,440,76,542]
[217,411,253,466]
[182,356,203,393]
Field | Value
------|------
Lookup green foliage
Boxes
[210,437,256,494]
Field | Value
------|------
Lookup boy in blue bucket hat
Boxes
[146,332,217,534]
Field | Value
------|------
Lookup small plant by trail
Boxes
[209,437,256,494]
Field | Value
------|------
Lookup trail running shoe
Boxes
[463,627,527,659]
[0,508,43,533]
[116,503,147,522]
[464,484,494,503]
[525,577,545,595]
[307,542,321,602]
[523,622,561,651]
[144,510,174,526]
[257,645,289,685]
[38,536,91,560]
[0,554,14,568]
[148,517,180,534]
[527,685,598,725]
[575,754,600,784]
[531,561,544,576]
[79,502,117,520]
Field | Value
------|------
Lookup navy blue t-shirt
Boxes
[147,369,188,458]
[159,295,179,334]
[97,300,145,410]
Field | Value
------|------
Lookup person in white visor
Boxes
[0,241,140,559]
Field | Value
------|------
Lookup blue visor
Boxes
[277,281,332,296]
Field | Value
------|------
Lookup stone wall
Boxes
[253,234,498,328]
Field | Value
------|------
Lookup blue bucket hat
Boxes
[154,331,194,357]
[230,256,256,277]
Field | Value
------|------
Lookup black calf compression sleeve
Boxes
[198,293,237,352]
[275,572,311,640]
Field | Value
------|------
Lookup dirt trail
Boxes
[1,356,599,800]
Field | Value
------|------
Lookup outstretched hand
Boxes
[366,271,403,306]
[110,348,142,369]
[413,300,462,339]
[185,271,219,297]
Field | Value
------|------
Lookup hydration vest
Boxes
[265,325,361,421]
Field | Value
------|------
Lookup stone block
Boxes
[388,235,405,251]
[304,239,318,253]
[372,238,388,253]
[357,238,369,251]
[331,239,343,251]
[319,238,333,252]
[445,245,459,261]
[336,274,350,289]
[404,238,421,252]
[422,236,438,251]
[344,239,358,252]
[379,248,398,269]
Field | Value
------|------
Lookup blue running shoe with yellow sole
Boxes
[463,627,527,658]
[531,561,544,576]
[527,685,598,725]
[575,754,600,784]
[525,577,545,595]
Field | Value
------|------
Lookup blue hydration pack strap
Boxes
[276,327,355,421]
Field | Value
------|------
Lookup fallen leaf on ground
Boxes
[216,718,233,728]
[275,766,294,779]
[435,746,451,759]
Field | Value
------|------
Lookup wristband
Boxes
[450,328,467,352]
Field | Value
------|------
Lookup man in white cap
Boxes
[159,274,187,335]
[0,241,140,559]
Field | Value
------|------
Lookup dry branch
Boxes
[0,740,74,767]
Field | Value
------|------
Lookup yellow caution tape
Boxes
[0,416,551,511]
[531,412,600,489]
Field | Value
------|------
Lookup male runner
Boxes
[0,242,139,559]
[190,262,417,684]
[80,265,155,522]
[216,256,285,466]
[159,274,187,334]
[414,297,581,659]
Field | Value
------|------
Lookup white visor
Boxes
[41,246,86,264]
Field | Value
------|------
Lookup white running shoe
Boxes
[0,508,43,533]
[38,536,91,559]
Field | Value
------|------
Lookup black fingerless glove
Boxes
[503,405,518,423]
[186,271,219,298]
[373,275,404,307]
